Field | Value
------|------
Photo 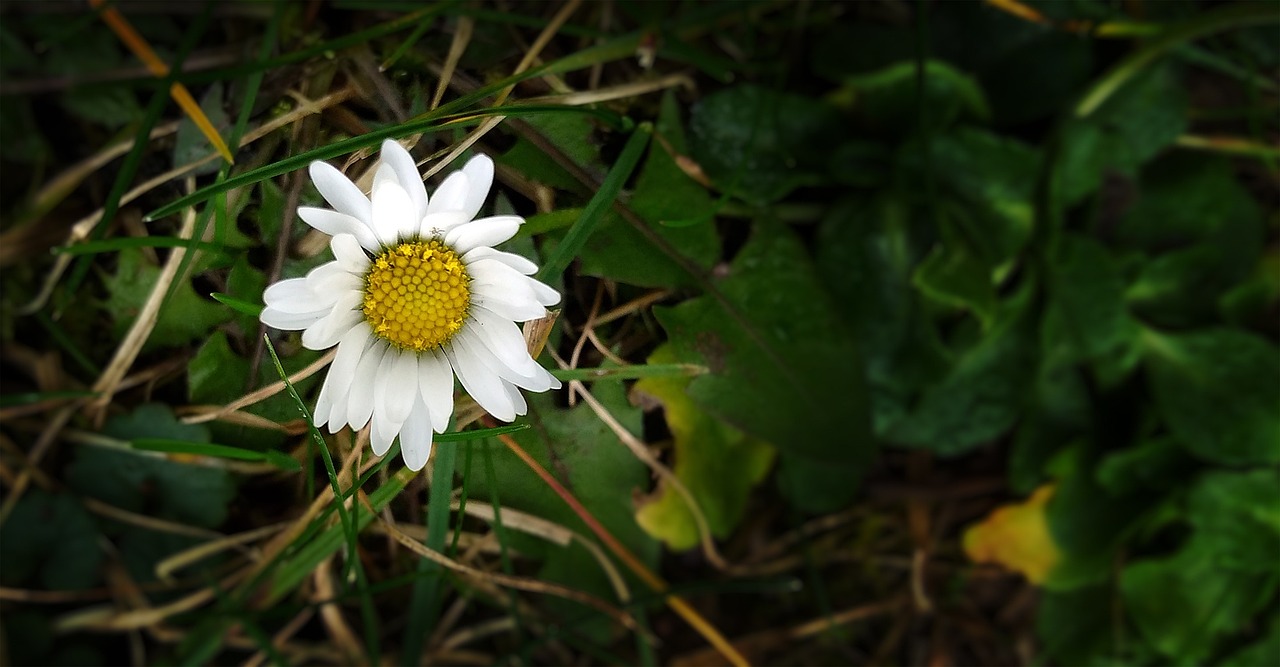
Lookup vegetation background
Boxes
[1,0,1277,665]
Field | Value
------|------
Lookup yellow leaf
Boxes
[963,484,1061,584]
[633,344,774,550]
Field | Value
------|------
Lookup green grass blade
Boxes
[131,438,300,471]
[263,336,381,664]
[401,441,457,665]
[211,292,264,318]
[550,364,708,382]
[536,123,652,283]
[144,105,626,222]
[0,390,99,409]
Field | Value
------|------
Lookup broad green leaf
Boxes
[465,381,659,603]
[223,255,267,334]
[689,84,843,206]
[1046,444,1154,590]
[103,248,232,350]
[1121,538,1277,663]
[655,224,872,467]
[885,291,1037,456]
[814,195,948,435]
[67,404,235,529]
[632,343,775,550]
[0,490,102,591]
[1143,328,1280,465]
[576,103,719,288]
[1122,156,1264,327]
[912,232,998,329]
[832,60,989,134]
[1045,234,1143,385]
[1095,437,1195,495]
[498,111,601,195]
[1058,65,1188,205]
[1187,469,1280,573]
[915,128,1039,265]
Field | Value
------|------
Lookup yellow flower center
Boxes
[362,240,470,351]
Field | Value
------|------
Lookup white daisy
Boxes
[260,140,561,471]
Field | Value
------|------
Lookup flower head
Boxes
[261,140,561,470]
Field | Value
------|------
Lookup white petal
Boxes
[263,278,315,310]
[471,278,540,314]
[419,210,471,239]
[347,342,387,430]
[472,295,547,323]
[261,307,326,331]
[331,234,370,274]
[298,207,380,251]
[426,170,470,216]
[463,313,544,383]
[370,178,416,245]
[455,329,551,393]
[370,414,399,457]
[305,261,359,294]
[399,397,434,471]
[503,380,528,417]
[309,162,373,224]
[381,139,428,221]
[377,348,419,425]
[444,216,521,254]
[458,154,494,222]
[463,247,538,275]
[418,350,455,433]
[301,307,361,350]
[528,277,561,306]
[323,323,375,433]
[444,344,516,422]
[313,368,336,429]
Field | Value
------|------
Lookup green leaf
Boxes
[67,404,235,529]
[1186,469,1280,573]
[102,248,232,350]
[0,490,102,591]
[497,111,602,195]
[1121,538,1277,663]
[656,224,872,466]
[1044,234,1143,384]
[1095,437,1195,495]
[885,292,1038,456]
[632,344,775,550]
[576,114,719,288]
[689,84,843,206]
[814,195,948,435]
[1037,586,1123,667]
[466,381,660,613]
[833,60,989,134]
[1221,613,1280,667]
[1143,328,1280,465]
[1058,65,1188,205]
[912,233,998,329]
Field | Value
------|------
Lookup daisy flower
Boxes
[260,140,561,471]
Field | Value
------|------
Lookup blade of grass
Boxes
[90,0,234,164]
[211,292,264,318]
[144,104,627,221]
[61,1,213,300]
[551,364,708,382]
[54,236,233,256]
[1076,2,1280,117]
[263,336,381,664]
[481,445,529,660]
[34,311,101,377]
[536,123,652,283]
[0,390,99,409]
[131,438,300,471]
[401,442,457,665]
